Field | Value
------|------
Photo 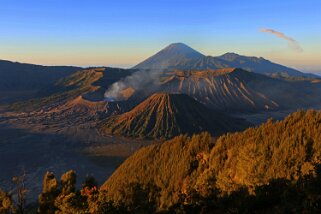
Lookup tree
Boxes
[0,189,15,214]
[12,172,27,214]
[38,172,59,214]
[60,170,76,196]
[54,170,85,213]
[81,176,99,213]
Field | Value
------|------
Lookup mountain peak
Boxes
[219,52,243,61]
[133,43,204,70]
[166,42,188,47]
[219,52,268,62]
[163,42,196,50]
[221,52,240,56]
[157,43,204,60]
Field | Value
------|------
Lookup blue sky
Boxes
[0,0,320,73]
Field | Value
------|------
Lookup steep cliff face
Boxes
[158,68,321,112]
[159,68,279,112]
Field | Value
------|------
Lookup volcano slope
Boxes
[6,67,136,130]
[10,67,134,112]
[99,93,250,139]
[157,68,321,112]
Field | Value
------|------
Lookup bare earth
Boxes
[0,108,154,201]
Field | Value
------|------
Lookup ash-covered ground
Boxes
[0,109,153,202]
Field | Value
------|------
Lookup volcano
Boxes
[159,68,280,112]
[133,43,317,78]
[159,68,321,112]
[133,43,204,70]
[99,92,250,139]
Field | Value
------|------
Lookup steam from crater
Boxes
[104,69,163,101]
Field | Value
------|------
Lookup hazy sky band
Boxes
[0,0,320,73]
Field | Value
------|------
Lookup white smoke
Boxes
[260,28,303,52]
[104,69,163,101]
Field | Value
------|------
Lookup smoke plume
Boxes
[260,28,303,52]
[104,69,162,101]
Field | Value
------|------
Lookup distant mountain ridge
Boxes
[0,60,82,93]
[0,59,82,103]
[9,67,135,112]
[134,43,318,78]
[6,61,321,114]
[0,59,81,90]
[116,68,321,112]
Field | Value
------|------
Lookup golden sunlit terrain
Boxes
[1,2,321,211]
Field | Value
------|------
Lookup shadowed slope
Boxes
[0,60,81,104]
[9,67,134,112]
[0,59,81,91]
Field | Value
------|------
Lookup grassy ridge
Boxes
[101,110,321,212]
